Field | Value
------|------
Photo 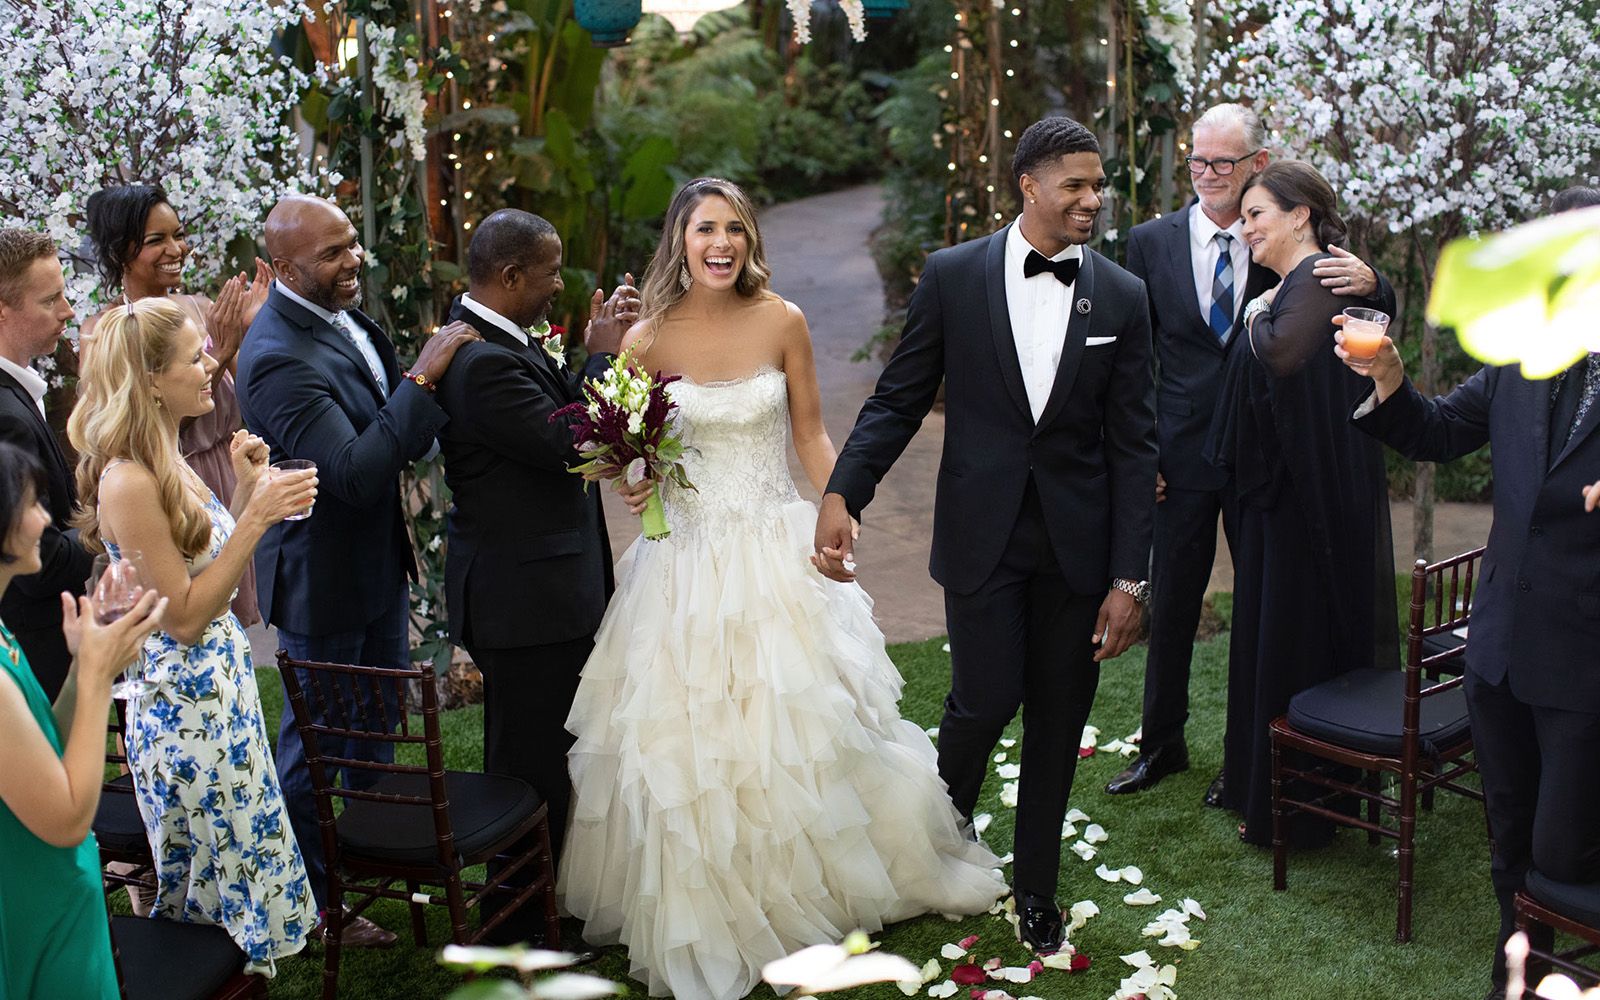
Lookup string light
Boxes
[1009,39,1018,47]
[462,221,471,229]
[485,151,494,160]
[486,33,496,41]
[1005,69,1014,77]
[947,162,957,171]
[990,98,999,106]
[944,44,953,52]
[951,71,960,79]
[463,100,472,109]
[464,191,473,200]
[452,132,462,141]
[1003,130,1013,138]
[978,154,988,163]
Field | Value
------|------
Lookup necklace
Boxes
[0,622,19,668]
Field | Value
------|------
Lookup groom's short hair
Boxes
[1012,117,1100,185]
[467,209,558,285]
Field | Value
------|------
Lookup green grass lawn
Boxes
[244,625,1501,1000]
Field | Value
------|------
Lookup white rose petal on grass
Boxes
[926,727,939,739]
[1000,738,1017,748]
[1079,725,1100,749]
[1120,865,1144,885]
[1068,899,1100,928]
[1123,888,1163,906]
[1070,840,1097,861]
[529,973,625,1000]
[1126,725,1142,744]
[1182,898,1208,920]
[973,813,993,835]
[941,643,951,653]
[1065,808,1092,824]
[1119,950,1154,968]
[996,852,1014,866]
[996,763,1021,780]
[1095,863,1123,883]
[1060,821,1077,840]
[898,981,921,996]
[1082,823,1108,844]
[996,965,1036,983]
[928,981,959,998]
[940,942,968,960]
[920,958,941,982]
[999,780,1020,808]
[994,752,1007,763]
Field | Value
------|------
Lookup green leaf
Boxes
[620,135,678,220]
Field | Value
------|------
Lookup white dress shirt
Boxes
[1003,219,1082,423]
[459,293,529,347]
[276,282,389,394]
[0,354,49,419]
[1188,203,1249,325]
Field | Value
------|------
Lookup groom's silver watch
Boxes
[1112,578,1152,604]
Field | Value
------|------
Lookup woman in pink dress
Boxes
[83,183,270,627]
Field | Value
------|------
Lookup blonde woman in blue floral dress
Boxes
[69,297,320,974]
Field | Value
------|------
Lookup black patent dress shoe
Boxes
[1203,769,1226,808]
[1014,891,1065,954]
[1104,744,1190,795]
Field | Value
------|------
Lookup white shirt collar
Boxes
[1189,202,1245,248]
[0,354,48,415]
[459,293,529,347]
[274,280,340,326]
[1007,217,1084,268]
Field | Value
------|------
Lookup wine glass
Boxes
[89,551,155,700]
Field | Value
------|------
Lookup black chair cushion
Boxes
[1286,668,1472,758]
[336,770,542,865]
[111,915,247,1000]
[94,774,150,857]
[1527,869,1600,928]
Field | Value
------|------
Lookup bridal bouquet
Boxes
[551,352,694,540]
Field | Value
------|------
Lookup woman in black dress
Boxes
[1206,160,1398,845]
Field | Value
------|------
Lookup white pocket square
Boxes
[1084,336,1118,346]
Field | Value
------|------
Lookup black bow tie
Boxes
[1024,250,1080,286]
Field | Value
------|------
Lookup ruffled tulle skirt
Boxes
[561,499,1005,1000]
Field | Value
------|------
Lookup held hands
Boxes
[1332,314,1404,402]
[413,320,482,384]
[1314,245,1378,298]
[811,493,859,583]
[1092,588,1140,662]
[1155,472,1167,504]
[60,588,167,689]
[584,273,641,358]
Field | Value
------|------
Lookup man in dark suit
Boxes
[814,117,1157,954]
[236,195,479,945]
[1341,187,1600,1000]
[434,208,641,942]
[0,228,93,700]
[1108,103,1389,801]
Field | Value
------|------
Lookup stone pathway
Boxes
[253,183,1496,655]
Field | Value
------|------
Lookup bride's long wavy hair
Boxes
[638,178,774,330]
[70,296,211,558]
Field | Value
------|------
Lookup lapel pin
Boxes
[1076,298,1092,314]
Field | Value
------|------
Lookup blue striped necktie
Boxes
[1210,232,1235,342]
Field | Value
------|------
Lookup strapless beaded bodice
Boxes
[661,368,801,539]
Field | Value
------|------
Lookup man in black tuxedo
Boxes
[236,195,479,946]
[1342,187,1600,1000]
[0,228,93,700]
[815,117,1157,953]
[434,209,641,942]
[1108,103,1389,801]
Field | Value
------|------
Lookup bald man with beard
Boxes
[236,195,479,946]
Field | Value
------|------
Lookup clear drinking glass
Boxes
[269,459,317,521]
[1342,307,1392,370]
[89,550,155,700]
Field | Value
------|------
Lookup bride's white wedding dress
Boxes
[561,368,1006,1000]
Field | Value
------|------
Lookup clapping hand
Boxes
[584,273,640,357]
[61,588,167,688]
[228,429,270,489]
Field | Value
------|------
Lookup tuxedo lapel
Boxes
[1528,373,1555,474]
[1550,369,1600,472]
[1034,250,1096,432]
[0,370,67,472]
[268,285,387,404]
[984,227,1032,419]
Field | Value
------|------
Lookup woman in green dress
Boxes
[0,441,167,999]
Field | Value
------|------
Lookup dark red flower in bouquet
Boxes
[950,964,986,986]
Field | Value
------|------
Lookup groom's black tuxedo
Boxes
[434,295,614,938]
[829,223,1157,896]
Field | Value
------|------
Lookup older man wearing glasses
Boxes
[1107,103,1391,801]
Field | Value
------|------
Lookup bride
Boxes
[560,177,1006,1000]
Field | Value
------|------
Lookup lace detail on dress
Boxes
[661,368,801,541]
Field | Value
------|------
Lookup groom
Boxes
[815,116,1157,953]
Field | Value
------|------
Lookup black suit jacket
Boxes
[1125,201,1275,491]
[434,298,614,649]
[1355,365,1600,711]
[235,284,446,635]
[828,224,1158,596]
[0,369,91,657]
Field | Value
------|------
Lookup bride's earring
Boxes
[1293,226,1306,244]
[679,261,693,291]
